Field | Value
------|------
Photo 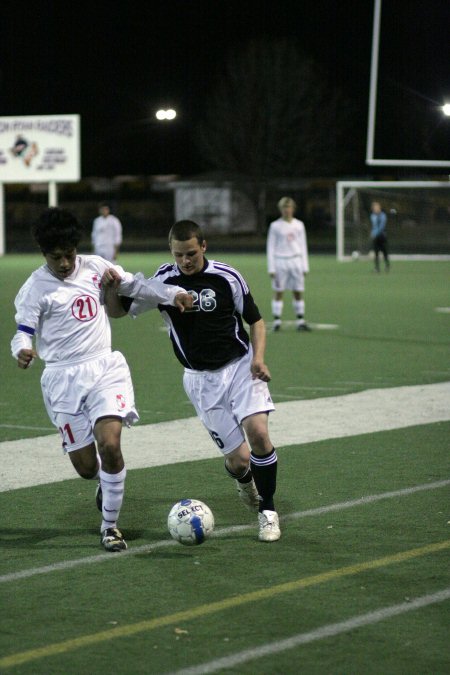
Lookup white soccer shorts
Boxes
[271,256,305,292]
[41,350,139,452]
[183,350,275,455]
[94,245,115,262]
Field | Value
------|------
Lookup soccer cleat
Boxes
[235,479,260,512]
[258,510,281,542]
[297,322,311,332]
[95,482,103,512]
[272,320,282,332]
[101,527,127,552]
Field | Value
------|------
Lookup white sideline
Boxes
[169,588,450,675]
[1,479,448,585]
[1,382,449,492]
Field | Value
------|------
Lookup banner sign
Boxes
[175,187,232,233]
[0,115,80,182]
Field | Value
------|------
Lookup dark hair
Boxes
[32,208,83,253]
[168,220,204,246]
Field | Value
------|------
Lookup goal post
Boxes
[366,0,450,169]
[336,181,450,261]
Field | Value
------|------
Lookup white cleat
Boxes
[236,479,260,512]
[258,510,281,542]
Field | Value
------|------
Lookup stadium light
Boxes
[155,109,177,121]
[442,103,450,117]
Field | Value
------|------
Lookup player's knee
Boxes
[247,428,271,454]
[245,424,272,455]
[225,444,250,475]
[98,441,123,472]
[77,466,98,480]
[227,455,250,475]
[70,455,98,480]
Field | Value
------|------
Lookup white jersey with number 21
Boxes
[12,255,181,366]
[12,256,130,364]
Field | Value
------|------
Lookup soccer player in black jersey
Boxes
[103,220,280,542]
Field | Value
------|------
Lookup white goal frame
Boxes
[336,180,450,261]
[366,0,450,168]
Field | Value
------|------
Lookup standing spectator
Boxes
[370,201,390,272]
[267,196,310,331]
[91,203,122,261]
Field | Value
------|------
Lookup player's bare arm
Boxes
[17,348,38,369]
[101,268,127,318]
[249,319,271,382]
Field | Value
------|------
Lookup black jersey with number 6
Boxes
[128,259,262,370]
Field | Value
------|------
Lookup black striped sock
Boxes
[250,448,277,512]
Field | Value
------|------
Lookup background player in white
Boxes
[102,220,281,542]
[267,196,310,331]
[91,203,122,261]
[11,208,191,551]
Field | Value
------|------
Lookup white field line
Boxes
[158,322,340,332]
[1,478,448,585]
[1,382,449,492]
[168,588,450,675]
[0,424,54,431]
[267,320,339,330]
[286,385,351,391]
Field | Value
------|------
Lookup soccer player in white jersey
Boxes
[102,220,281,542]
[11,208,191,552]
[91,203,122,262]
[267,196,310,331]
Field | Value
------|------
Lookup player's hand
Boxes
[175,292,194,312]
[101,268,122,288]
[251,360,271,382]
[17,348,37,369]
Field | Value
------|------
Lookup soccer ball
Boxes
[167,499,214,546]
[351,250,360,260]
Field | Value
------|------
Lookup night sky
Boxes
[2,0,449,177]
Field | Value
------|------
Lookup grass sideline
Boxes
[0,254,449,673]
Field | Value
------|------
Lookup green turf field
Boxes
[1,254,449,674]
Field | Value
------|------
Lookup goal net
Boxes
[336,181,450,261]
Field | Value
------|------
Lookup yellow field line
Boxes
[1,539,449,669]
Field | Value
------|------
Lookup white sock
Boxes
[93,452,101,480]
[293,300,305,318]
[100,467,126,532]
[272,300,283,318]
